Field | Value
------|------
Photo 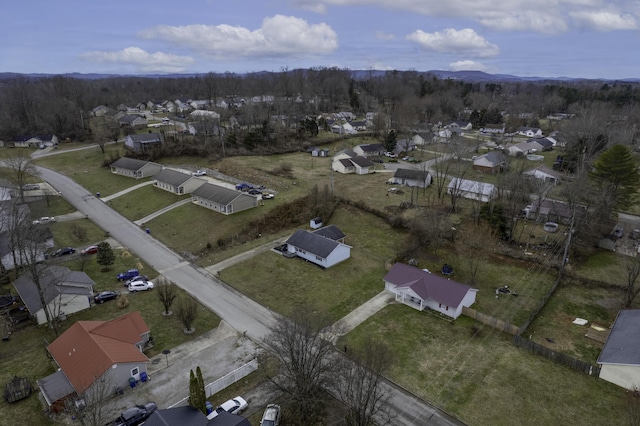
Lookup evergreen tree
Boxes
[189,367,207,414]
[591,144,640,210]
[96,241,115,271]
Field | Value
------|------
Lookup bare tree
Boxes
[4,153,35,203]
[456,224,492,285]
[177,296,198,333]
[264,304,334,424]
[334,339,393,426]
[156,275,177,316]
[67,375,117,426]
[622,254,640,308]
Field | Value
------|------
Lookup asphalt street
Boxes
[34,163,466,426]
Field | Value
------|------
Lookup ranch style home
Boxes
[191,182,259,215]
[383,263,477,319]
[110,157,163,179]
[285,226,351,268]
[37,312,151,412]
[152,169,205,195]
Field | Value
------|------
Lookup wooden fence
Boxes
[462,307,520,335]
[512,335,600,377]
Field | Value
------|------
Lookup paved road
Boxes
[36,165,278,340]
[35,164,465,426]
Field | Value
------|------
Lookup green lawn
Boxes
[339,304,625,426]
[106,185,189,222]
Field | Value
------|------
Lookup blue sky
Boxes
[2,0,639,79]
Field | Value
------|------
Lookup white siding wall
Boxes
[600,364,640,390]
[325,245,351,268]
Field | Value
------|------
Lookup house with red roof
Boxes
[37,312,151,412]
[383,263,477,319]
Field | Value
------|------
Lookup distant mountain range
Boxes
[0,70,638,83]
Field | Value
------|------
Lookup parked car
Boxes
[260,404,281,426]
[384,152,397,158]
[117,268,140,281]
[248,188,262,195]
[94,290,119,304]
[613,227,624,239]
[52,247,76,257]
[262,193,275,199]
[192,169,207,176]
[125,275,149,286]
[81,245,99,255]
[112,402,157,426]
[32,216,55,225]
[128,279,154,292]
[235,182,253,191]
[207,396,248,419]
[22,184,40,191]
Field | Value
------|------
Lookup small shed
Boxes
[310,217,323,229]
[4,376,32,403]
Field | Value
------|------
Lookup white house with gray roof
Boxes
[110,158,163,179]
[598,310,640,390]
[389,168,431,188]
[332,149,375,174]
[124,133,163,152]
[191,183,258,215]
[285,227,351,268]
[152,169,205,195]
[447,178,496,203]
[13,266,94,325]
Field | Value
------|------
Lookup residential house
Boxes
[383,263,477,319]
[191,110,221,120]
[191,183,259,215]
[480,124,505,134]
[146,406,252,426]
[331,149,375,174]
[529,137,554,151]
[353,143,385,157]
[12,134,59,148]
[90,105,109,117]
[110,158,163,179]
[284,227,351,268]
[449,121,473,132]
[517,127,543,137]
[505,140,543,157]
[447,178,496,203]
[394,137,418,154]
[389,168,431,188]
[13,266,94,325]
[116,103,139,112]
[350,120,369,131]
[153,169,205,195]
[473,151,507,174]
[38,312,151,412]
[124,133,163,152]
[329,120,357,134]
[598,310,640,390]
[522,165,562,185]
[334,111,356,121]
[118,114,147,128]
[522,199,584,224]
[0,203,54,270]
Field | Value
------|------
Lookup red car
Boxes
[81,245,99,255]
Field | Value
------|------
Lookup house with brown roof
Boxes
[37,312,151,412]
[110,157,163,179]
[383,263,477,319]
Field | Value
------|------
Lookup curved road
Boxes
[35,164,464,426]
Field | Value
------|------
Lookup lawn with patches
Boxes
[106,185,189,221]
[221,205,404,321]
[34,144,135,196]
[571,248,625,287]
[339,304,625,426]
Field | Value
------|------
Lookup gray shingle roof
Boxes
[192,183,252,206]
[350,156,374,167]
[286,229,340,258]
[128,133,162,143]
[110,157,152,171]
[153,169,194,186]
[358,143,385,153]
[393,168,430,181]
[312,225,345,241]
[37,370,75,404]
[598,310,640,365]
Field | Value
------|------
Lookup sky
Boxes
[2,0,640,79]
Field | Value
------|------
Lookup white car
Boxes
[383,152,397,158]
[128,279,154,292]
[192,169,207,176]
[260,404,281,426]
[262,193,275,199]
[207,396,248,420]
[33,216,56,225]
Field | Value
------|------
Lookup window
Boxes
[131,367,139,377]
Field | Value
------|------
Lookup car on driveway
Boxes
[128,279,154,292]
[248,188,262,195]
[192,169,207,176]
[207,396,248,419]
[33,216,55,225]
[111,402,157,426]
[117,268,140,281]
[262,193,275,199]
[384,152,397,158]
[125,275,149,286]
[52,247,76,257]
[81,245,99,255]
[94,290,119,304]
[260,404,281,426]
[613,227,624,239]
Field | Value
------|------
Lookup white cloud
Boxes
[375,31,395,40]
[138,15,338,58]
[570,9,638,31]
[293,1,328,13]
[80,47,194,73]
[407,28,499,57]
[449,60,488,71]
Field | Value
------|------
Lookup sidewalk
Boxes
[102,180,153,201]
[134,198,192,226]
[328,291,395,342]
[204,236,289,274]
